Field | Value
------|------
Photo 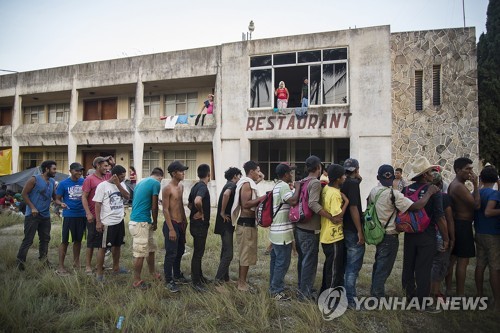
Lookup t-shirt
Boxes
[302,84,308,98]
[269,181,294,245]
[82,172,111,218]
[276,88,288,100]
[404,183,444,236]
[475,188,500,235]
[320,185,344,244]
[93,181,128,226]
[214,181,237,235]
[130,177,161,223]
[368,185,413,234]
[341,177,363,233]
[56,177,85,218]
[189,181,210,224]
[296,177,322,232]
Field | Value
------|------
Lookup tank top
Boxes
[277,88,288,100]
[26,175,55,218]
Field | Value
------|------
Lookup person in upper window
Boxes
[275,81,289,112]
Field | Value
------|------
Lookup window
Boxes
[415,70,423,111]
[48,103,69,123]
[250,48,349,108]
[47,152,68,172]
[22,152,42,170]
[251,139,350,180]
[433,65,441,106]
[165,93,198,116]
[139,150,160,178]
[164,150,197,180]
[83,98,117,120]
[130,96,161,118]
[0,107,12,126]
[23,106,45,124]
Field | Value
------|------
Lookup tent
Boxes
[0,168,69,193]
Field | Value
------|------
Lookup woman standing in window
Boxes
[199,94,214,115]
[275,81,289,112]
[129,166,137,184]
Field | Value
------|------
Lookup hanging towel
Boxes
[295,107,308,120]
[164,115,178,129]
[231,176,259,226]
[176,115,189,124]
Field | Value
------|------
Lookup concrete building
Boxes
[0,25,478,204]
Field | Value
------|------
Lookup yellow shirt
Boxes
[320,185,344,244]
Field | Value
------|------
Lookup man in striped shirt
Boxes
[269,163,301,301]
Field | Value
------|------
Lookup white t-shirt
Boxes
[93,181,128,226]
[368,185,413,234]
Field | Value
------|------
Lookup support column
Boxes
[68,77,78,165]
[11,91,21,173]
[133,71,145,181]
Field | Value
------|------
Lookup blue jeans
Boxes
[215,229,234,282]
[371,234,399,298]
[163,222,185,282]
[269,243,292,294]
[301,97,308,107]
[17,215,51,263]
[344,229,365,304]
[295,228,320,299]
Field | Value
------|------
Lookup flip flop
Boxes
[85,269,94,276]
[133,280,150,290]
[55,270,70,277]
[152,272,162,281]
[112,267,129,275]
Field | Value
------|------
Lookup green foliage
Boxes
[478,0,500,168]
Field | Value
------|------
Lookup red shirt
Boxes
[82,172,111,217]
[276,88,288,100]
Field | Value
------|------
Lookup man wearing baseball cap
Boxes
[367,164,438,299]
[52,163,85,275]
[82,156,115,274]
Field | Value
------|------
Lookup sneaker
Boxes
[165,281,180,293]
[174,273,191,285]
[192,283,208,293]
[272,292,291,301]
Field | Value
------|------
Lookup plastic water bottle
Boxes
[116,316,124,330]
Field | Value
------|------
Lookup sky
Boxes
[0,0,490,73]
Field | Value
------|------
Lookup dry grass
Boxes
[0,209,498,332]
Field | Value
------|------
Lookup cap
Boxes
[275,162,296,177]
[328,164,345,182]
[343,158,359,172]
[14,193,23,201]
[92,157,107,168]
[305,155,321,169]
[167,160,189,173]
[377,164,395,187]
[69,162,84,171]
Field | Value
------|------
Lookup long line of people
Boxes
[13,155,500,312]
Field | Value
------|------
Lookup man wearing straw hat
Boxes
[401,156,449,312]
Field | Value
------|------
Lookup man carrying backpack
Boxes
[368,165,439,298]
[401,156,449,312]
[269,163,301,301]
[295,156,337,301]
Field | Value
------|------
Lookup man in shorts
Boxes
[448,157,480,296]
[55,162,86,276]
[231,161,265,292]
[93,165,130,281]
[162,161,190,293]
[82,156,115,274]
[129,167,164,289]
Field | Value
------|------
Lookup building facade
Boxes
[0,25,479,204]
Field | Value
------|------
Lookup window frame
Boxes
[23,105,46,124]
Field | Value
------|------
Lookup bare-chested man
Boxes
[231,161,265,292]
[162,161,189,293]
[448,157,481,296]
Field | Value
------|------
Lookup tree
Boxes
[478,0,500,168]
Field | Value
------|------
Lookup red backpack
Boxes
[395,184,431,233]
[289,178,314,223]
[256,185,282,228]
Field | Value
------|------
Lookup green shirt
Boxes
[269,181,294,245]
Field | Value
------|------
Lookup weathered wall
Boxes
[391,28,479,182]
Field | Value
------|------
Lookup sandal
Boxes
[112,267,130,275]
[133,280,150,290]
[55,270,70,277]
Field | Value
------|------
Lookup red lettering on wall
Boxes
[256,117,265,131]
[266,116,275,130]
[330,113,341,128]
[343,113,352,128]
[277,116,286,130]
[286,116,295,130]
[246,117,255,131]
[318,115,328,129]
[297,116,307,129]
[308,115,318,129]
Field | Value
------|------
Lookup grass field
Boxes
[0,209,498,332]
